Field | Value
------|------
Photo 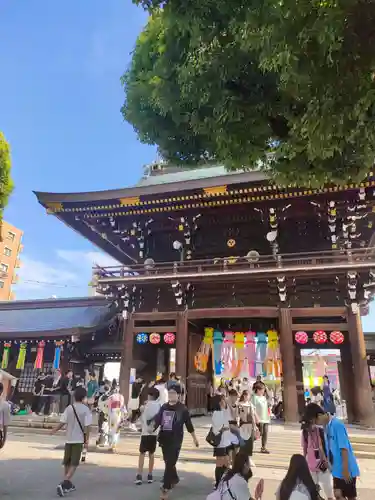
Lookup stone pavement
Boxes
[2,426,375,500]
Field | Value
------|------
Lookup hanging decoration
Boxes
[34,341,45,369]
[295,331,308,344]
[244,331,256,378]
[164,332,175,345]
[16,342,27,370]
[171,214,201,260]
[233,331,246,376]
[313,330,327,345]
[255,332,268,376]
[266,329,281,378]
[330,331,344,345]
[227,239,236,248]
[53,341,64,369]
[194,327,212,372]
[266,207,279,256]
[136,333,148,344]
[1,342,11,369]
[328,201,338,249]
[149,333,161,345]
[221,331,234,376]
[213,330,224,375]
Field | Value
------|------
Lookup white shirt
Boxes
[215,474,250,500]
[60,403,92,444]
[212,410,232,448]
[0,399,10,428]
[141,400,161,436]
[154,383,168,406]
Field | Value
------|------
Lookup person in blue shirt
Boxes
[305,403,359,500]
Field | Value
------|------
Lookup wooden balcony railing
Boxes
[94,247,375,286]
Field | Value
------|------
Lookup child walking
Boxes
[51,386,92,497]
[135,387,161,485]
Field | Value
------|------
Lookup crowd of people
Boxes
[0,371,361,500]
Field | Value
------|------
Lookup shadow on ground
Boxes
[0,457,213,500]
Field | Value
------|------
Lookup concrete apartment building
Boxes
[0,221,22,300]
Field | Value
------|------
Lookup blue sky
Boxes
[0,1,156,300]
[1,1,374,331]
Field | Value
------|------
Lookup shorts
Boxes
[139,435,157,454]
[63,443,83,467]
[333,477,357,498]
[226,444,239,453]
[311,470,334,498]
[213,447,228,457]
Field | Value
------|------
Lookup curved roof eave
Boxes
[33,170,268,205]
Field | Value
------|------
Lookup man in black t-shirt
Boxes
[31,374,45,414]
[152,385,199,498]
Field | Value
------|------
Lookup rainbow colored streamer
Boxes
[34,341,45,369]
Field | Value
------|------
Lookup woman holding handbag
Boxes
[211,394,232,488]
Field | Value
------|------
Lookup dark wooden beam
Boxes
[188,307,279,319]
[133,326,177,333]
[291,307,346,317]
[291,323,347,331]
[132,312,178,321]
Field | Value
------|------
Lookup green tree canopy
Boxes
[0,133,14,219]
[122,0,375,185]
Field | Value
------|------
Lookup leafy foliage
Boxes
[123,0,375,185]
[0,133,14,218]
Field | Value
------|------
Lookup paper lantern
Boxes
[149,333,161,345]
[136,333,148,344]
[164,333,175,345]
[313,330,327,344]
[330,331,344,345]
[295,331,308,344]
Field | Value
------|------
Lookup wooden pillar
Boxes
[119,314,134,405]
[337,346,356,423]
[279,308,299,423]
[347,308,374,426]
[175,310,188,382]
[295,348,305,417]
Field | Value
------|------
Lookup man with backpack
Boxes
[51,386,92,497]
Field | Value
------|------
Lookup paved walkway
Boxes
[2,425,375,500]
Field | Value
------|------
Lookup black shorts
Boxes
[226,444,239,453]
[63,443,83,467]
[213,447,228,457]
[139,435,157,454]
[333,477,357,498]
[241,437,254,456]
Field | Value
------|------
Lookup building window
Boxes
[0,263,8,273]
[4,247,11,257]
[7,231,15,242]
[0,281,4,289]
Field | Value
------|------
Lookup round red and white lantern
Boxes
[313,330,327,344]
[330,331,344,345]
[164,332,175,345]
[295,331,308,344]
[149,333,161,345]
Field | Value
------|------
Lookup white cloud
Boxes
[12,250,119,300]
[56,250,120,268]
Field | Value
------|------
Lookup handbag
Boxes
[206,426,223,447]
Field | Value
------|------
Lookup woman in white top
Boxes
[238,390,258,458]
[207,451,264,500]
[212,394,232,488]
[277,454,319,500]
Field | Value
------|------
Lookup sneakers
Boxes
[135,474,142,485]
[135,474,153,485]
[57,480,75,497]
[260,448,270,454]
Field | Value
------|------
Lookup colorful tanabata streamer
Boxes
[53,341,64,370]
[213,330,224,375]
[244,331,256,377]
[233,332,245,376]
[34,340,45,369]
[194,328,212,372]
[221,331,234,376]
[1,342,11,369]
[255,332,268,376]
[16,343,27,370]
